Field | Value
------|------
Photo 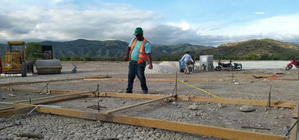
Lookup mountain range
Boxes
[193,39,299,60]
[1,38,299,60]
[0,39,211,60]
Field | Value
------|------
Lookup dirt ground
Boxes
[0,61,298,140]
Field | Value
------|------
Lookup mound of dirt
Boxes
[146,61,178,74]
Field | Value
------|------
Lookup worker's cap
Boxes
[134,27,143,35]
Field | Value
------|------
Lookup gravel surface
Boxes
[49,97,293,136]
[0,113,221,140]
[9,71,299,101]
[0,61,298,139]
[122,101,292,136]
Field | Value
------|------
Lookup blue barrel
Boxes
[179,60,185,72]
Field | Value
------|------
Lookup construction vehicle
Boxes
[2,41,62,76]
[35,45,62,75]
[2,41,31,77]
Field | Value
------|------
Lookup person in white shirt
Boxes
[180,51,194,74]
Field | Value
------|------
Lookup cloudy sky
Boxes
[0,0,298,46]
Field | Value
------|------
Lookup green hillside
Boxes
[1,38,297,61]
[152,43,212,60]
[39,39,211,60]
[41,39,128,60]
[195,39,299,60]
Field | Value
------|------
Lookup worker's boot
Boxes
[126,90,132,93]
[142,90,148,94]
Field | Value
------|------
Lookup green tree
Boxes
[260,54,270,60]
[25,42,43,61]
[71,56,80,61]
[59,56,71,61]
[81,55,91,61]
[246,53,260,60]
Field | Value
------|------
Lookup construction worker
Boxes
[125,27,153,94]
[180,51,194,74]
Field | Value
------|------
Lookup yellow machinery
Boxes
[1,41,62,76]
[2,41,28,77]
[35,45,62,75]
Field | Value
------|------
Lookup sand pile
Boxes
[146,61,178,74]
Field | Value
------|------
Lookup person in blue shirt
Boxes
[125,27,153,94]
[180,51,194,74]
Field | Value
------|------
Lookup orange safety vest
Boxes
[129,38,149,64]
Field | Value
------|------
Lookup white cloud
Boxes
[0,1,299,46]
[0,2,157,42]
[166,21,191,31]
[255,12,265,15]
[198,14,299,42]
[53,0,64,3]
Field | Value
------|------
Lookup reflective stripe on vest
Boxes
[129,38,149,64]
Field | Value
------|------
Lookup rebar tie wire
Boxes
[27,104,61,115]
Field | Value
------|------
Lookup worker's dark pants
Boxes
[126,61,148,93]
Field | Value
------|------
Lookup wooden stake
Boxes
[267,84,272,108]
[97,101,100,113]
[96,83,100,97]
[104,95,173,114]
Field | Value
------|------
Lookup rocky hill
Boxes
[195,39,299,60]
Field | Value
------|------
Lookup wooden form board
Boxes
[13,91,92,104]
[98,92,296,108]
[0,87,93,95]
[9,104,285,140]
[0,105,36,118]
[177,95,295,108]
[0,75,113,87]
[104,95,173,114]
[0,91,91,118]
[0,87,295,108]
[0,78,83,87]
[0,106,15,117]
